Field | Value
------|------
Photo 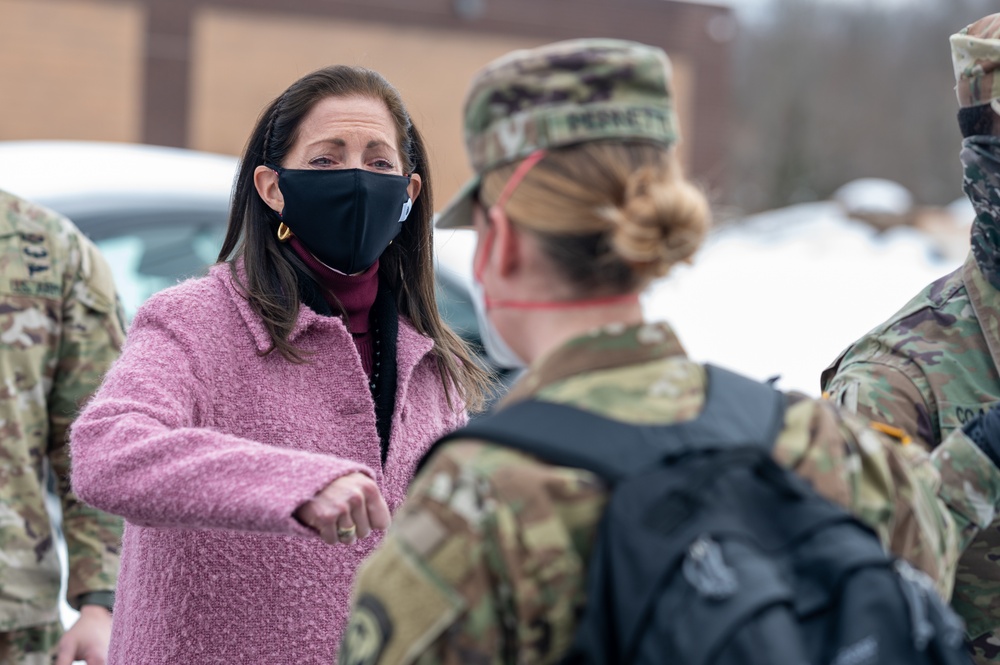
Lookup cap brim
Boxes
[435,176,481,229]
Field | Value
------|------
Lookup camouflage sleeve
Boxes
[773,398,960,599]
[931,427,1000,557]
[341,441,604,665]
[931,427,1000,644]
[49,233,124,608]
[822,359,937,451]
[823,357,1000,584]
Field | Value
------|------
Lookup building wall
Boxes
[0,0,722,203]
[191,7,694,201]
[0,0,143,142]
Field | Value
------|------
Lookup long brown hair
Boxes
[219,65,491,411]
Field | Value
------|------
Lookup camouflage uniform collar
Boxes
[501,321,686,405]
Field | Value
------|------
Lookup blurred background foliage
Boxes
[728,0,995,214]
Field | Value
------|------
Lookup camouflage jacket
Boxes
[0,190,123,630]
[342,322,1000,665]
[822,251,1000,659]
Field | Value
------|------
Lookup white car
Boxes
[0,140,237,318]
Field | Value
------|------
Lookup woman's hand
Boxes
[295,472,391,545]
[55,604,112,665]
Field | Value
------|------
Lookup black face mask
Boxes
[272,167,413,274]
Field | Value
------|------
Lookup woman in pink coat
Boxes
[69,65,490,664]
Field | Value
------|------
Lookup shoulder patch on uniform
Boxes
[395,508,448,557]
[340,594,394,665]
[837,381,859,414]
[869,421,913,445]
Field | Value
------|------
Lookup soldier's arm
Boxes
[342,441,601,665]
[49,233,125,609]
[823,359,938,450]
[774,398,964,599]
[824,359,1000,558]
[342,443,506,665]
[930,426,1000,554]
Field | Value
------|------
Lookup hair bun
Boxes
[606,166,710,278]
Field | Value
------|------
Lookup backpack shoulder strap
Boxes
[421,364,787,483]
[668,365,788,451]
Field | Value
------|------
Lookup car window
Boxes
[95,224,226,319]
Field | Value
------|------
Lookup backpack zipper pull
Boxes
[683,535,738,600]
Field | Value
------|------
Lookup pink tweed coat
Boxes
[70,263,466,664]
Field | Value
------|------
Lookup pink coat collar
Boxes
[210,262,435,367]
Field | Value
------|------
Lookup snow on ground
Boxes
[644,201,967,396]
[833,178,914,216]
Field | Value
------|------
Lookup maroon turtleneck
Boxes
[289,237,379,377]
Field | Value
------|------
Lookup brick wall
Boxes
[190,7,695,202]
[0,0,725,200]
[0,0,143,142]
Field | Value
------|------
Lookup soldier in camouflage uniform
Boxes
[0,190,123,664]
[340,39,1000,664]
[821,14,1000,663]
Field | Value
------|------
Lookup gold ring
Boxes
[337,525,357,538]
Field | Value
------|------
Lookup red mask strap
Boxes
[475,150,546,284]
[488,292,642,311]
[490,149,548,214]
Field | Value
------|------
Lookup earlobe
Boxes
[253,165,284,214]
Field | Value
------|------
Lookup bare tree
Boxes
[728,0,994,214]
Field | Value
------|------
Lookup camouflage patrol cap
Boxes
[951,13,1000,108]
[436,38,678,229]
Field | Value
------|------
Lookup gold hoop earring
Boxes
[277,222,293,242]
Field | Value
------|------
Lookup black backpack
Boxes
[431,365,969,665]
